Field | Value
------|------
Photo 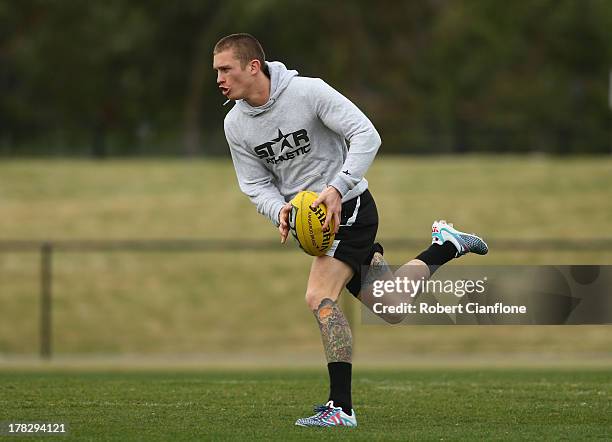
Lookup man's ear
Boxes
[249,59,261,74]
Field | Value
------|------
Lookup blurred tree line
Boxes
[1,0,612,156]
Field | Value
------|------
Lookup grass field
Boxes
[0,369,610,440]
[1,156,611,358]
[1,156,611,241]
[0,157,610,440]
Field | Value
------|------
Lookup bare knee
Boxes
[357,291,406,324]
[305,290,332,311]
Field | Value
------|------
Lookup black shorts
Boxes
[325,189,379,296]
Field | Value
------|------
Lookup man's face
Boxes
[213,49,253,101]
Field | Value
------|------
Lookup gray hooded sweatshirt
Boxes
[223,61,381,226]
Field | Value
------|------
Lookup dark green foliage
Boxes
[2,1,612,155]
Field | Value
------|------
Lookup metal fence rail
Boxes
[1,238,611,360]
[2,237,612,252]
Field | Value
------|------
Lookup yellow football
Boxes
[288,191,335,256]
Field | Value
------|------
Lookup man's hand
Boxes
[278,202,293,244]
[311,186,342,234]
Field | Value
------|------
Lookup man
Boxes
[213,33,488,428]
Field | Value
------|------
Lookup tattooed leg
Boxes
[365,252,430,296]
[362,250,393,287]
[313,298,352,363]
[359,251,430,324]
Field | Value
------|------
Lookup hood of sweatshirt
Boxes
[235,61,298,116]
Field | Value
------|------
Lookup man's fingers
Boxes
[322,207,342,233]
[279,225,288,244]
[279,202,293,244]
[310,196,322,209]
[278,204,291,226]
[333,211,341,234]
[321,212,331,231]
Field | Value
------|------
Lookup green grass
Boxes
[0,369,610,440]
[1,157,611,357]
[0,156,611,240]
[1,158,610,439]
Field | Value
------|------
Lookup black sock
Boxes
[415,242,456,275]
[327,362,352,415]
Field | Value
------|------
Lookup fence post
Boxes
[40,242,53,360]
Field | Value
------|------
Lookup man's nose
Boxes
[217,73,224,85]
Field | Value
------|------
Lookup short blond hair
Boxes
[213,33,265,69]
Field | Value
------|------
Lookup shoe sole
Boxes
[456,232,488,255]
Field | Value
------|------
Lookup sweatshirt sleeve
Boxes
[224,120,286,227]
[308,79,381,197]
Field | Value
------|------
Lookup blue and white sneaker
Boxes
[431,220,488,257]
[295,401,357,428]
